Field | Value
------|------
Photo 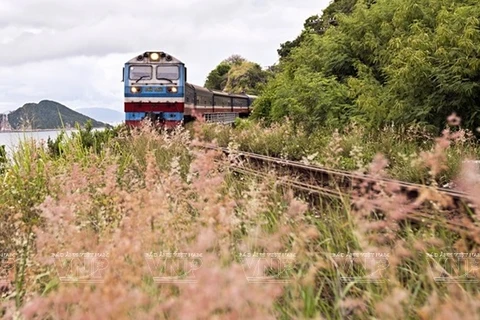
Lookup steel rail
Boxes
[200,144,478,236]
[229,165,473,236]
[202,145,474,202]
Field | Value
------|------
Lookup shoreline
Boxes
[0,127,109,133]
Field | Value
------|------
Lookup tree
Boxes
[277,0,359,59]
[256,0,480,133]
[224,62,269,95]
[205,56,271,95]
[224,54,246,65]
[204,63,231,91]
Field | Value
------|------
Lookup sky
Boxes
[0,0,330,113]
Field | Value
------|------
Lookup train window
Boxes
[233,98,247,107]
[129,66,152,80]
[157,65,179,80]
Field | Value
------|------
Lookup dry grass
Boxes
[0,119,479,319]
[201,117,480,185]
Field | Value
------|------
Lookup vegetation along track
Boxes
[201,145,479,238]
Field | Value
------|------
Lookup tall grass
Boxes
[0,119,479,319]
[201,117,480,185]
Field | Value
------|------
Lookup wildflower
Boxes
[375,288,408,319]
[447,113,461,126]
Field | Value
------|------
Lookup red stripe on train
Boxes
[125,102,184,112]
[126,120,182,128]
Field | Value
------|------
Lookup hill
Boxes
[75,107,124,125]
[8,100,106,130]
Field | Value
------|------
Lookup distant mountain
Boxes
[75,107,124,125]
[8,100,106,130]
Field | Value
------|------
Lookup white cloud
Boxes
[0,0,330,113]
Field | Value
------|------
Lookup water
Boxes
[0,130,76,153]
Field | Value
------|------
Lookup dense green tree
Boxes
[0,145,6,174]
[255,0,480,133]
[204,62,232,91]
[204,56,271,95]
[277,15,326,60]
[277,0,358,59]
[224,62,269,95]
[204,55,248,91]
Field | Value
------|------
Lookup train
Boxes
[122,51,256,128]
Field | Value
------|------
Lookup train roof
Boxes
[126,51,183,64]
[186,83,208,91]
[186,83,256,99]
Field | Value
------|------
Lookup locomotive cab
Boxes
[123,51,255,128]
[123,51,186,128]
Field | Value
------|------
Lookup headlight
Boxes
[150,52,160,61]
[130,86,141,93]
[168,86,178,93]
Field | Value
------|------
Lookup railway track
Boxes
[200,145,479,238]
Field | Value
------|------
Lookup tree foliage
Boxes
[277,0,358,59]
[47,121,121,157]
[255,0,480,133]
[204,55,270,95]
[0,145,6,174]
[204,62,232,91]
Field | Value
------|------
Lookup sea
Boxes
[0,129,92,154]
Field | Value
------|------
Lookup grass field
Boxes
[1,120,479,319]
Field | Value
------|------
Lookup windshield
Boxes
[129,66,152,80]
[156,65,179,80]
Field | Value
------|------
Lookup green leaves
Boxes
[205,55,271,95]
[256,0,480,133]
[204,62,231,91]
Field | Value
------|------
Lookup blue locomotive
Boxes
[122,51,255,128]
